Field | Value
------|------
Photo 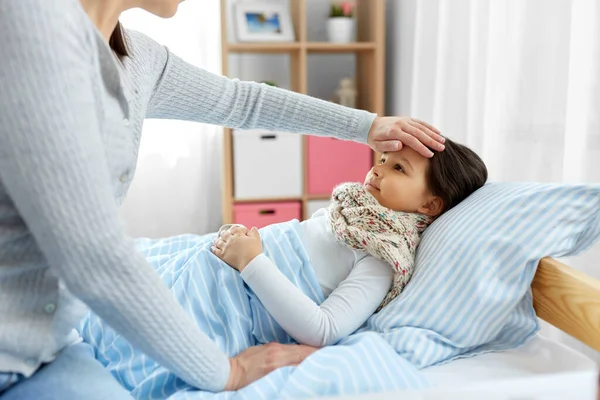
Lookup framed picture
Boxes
[234,2,295,42]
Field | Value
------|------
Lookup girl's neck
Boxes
[80,0,127,41]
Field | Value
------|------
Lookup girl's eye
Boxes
[394,164,404,172]
[379,158,386,165]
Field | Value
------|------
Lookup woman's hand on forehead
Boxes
[367,117,445,157]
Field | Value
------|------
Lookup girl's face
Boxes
[364,148,443,216]
[129,0,185,17]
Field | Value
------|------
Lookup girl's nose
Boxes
[372,165,381,177]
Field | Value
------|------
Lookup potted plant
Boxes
[327,1,355,43]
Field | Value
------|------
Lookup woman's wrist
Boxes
[361,112,380,143]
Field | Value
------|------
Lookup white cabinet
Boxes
[233,129,303,199]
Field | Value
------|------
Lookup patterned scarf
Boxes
[327,182,432,311]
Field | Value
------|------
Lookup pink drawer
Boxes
[233,202,302,229]
[307,137,373,195]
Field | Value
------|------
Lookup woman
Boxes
[0,0,445,398]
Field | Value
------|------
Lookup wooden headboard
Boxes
[532,257,600,351]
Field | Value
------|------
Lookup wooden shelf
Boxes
[305,42,376,53]
[220,0,385,224]
[227,42,302,53]
[226,42,376,54]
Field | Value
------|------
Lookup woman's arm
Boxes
[240,254,393,347]
[133,31,444,156]
[130,31,376,143]
[0,1,229,391]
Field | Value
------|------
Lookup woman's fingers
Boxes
[368,116,445,156]
[412,118,442,136]
[396,125,434,157]
[293,344,318,363]
[226,343,319,391]
[269,343,317,369]
[407,119,445,145]
[404,121,444,152]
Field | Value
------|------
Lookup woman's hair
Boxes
[426,138,488,214]
[110,21,129,58]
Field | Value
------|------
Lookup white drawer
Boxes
[306,200,331,218]
[233,129,303,199]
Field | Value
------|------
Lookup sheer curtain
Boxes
[118,1,224,238]
[387,0,599,360]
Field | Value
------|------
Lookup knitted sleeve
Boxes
[0,1,229,391]
[129,31,377,142]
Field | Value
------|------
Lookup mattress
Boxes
[319,334,599,400]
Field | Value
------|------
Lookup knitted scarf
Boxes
[327,182,432,311]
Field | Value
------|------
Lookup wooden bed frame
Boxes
[532,258,600,351]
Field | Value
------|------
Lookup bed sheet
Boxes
[313,335,598,400]
[423,334,594,384]
[413,335,597,400]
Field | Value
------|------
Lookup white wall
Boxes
[226,0,355,102]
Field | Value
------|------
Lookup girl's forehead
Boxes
[386,149,430,170]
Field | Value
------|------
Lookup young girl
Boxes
[212,138,488,348]
[74,138,486,396]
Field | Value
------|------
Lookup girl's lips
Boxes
[365,182,380,191]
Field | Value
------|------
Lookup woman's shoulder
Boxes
[121,29,173,99]
[123,29,168,71]
[124,30,163,56]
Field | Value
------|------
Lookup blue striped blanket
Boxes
[78,220,430,399]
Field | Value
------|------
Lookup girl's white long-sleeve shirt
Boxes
[240,209,393,347]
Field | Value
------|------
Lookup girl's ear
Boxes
[418,196,444,217]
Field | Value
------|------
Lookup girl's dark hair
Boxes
[426,138,488,214]
[109,21,129,58]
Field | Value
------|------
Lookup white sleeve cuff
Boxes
[240,253,272,282]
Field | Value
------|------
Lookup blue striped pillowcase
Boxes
[362,182,600,367]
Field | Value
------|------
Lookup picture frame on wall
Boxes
[233,2,295,42]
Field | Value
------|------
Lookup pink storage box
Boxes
[307,137,373,195]
[233,201,302,229]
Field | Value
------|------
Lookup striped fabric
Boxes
[79,220,429,399]
[79,182,600,399]
[359,182,600,368]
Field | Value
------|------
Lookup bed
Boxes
[79,235,600,400]
[325,257,600,399]
[80,182,600,399]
